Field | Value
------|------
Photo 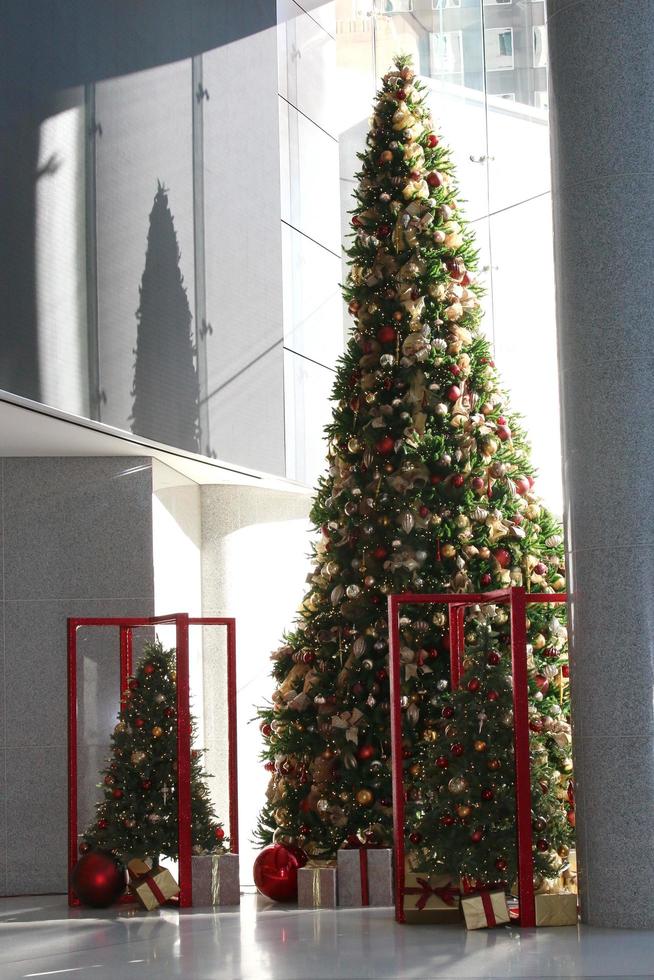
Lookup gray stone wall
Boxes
[0,457,155,895]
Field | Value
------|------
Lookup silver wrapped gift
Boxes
[297,862,338,908]
[337,848,393,907]
[191,853,240,906]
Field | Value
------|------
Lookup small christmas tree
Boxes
[410,614,573,885]
[83,641,226,864]
[255,55,572,875]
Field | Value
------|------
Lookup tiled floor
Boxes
[0,892,653,980]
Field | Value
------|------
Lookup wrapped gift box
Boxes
[127,857,153,882]
[535,892,578,926]
[337,848,393,907]
[461,890,510,930]
[297,861,337,909]
[131,867,180,911]
[402,872,460,924]
[192,853,240,906]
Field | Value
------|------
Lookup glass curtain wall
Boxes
[336,0,562,513]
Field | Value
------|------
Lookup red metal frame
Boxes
[388,588,567,928]
[67,614,238,908]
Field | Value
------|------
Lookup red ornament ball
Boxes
[495,857,508,872]
[452,474,465,488]
[377,223,391,238]
[134,718,145,729]
[567,810,576,827]
[497,425,511,442]
[470,829,484,844]
[481,788,494,801]
[144,663,155,675]
[451,742,464,757]
[534,562,548,576]
[373,546,388,560]
[426,171,442,187]
[71,851,127,908]
[427,134,438,148]
[447,385,461,402]
[409,832,422,844]
[97,818,108,830]
[492,548,511,568]
[442,706,455,719]
[377,325,397,345]
[436,755,449,769]
[536,838,550,852]
[481,573,492,586]
[562,664,570,678]
[515,476,531,496]
[253,844,307,902]
[487,652,501,666]
[471,476,485,493]
[260,723,272,738]
[215,827,225,841]
[128,679,140,691]
[376,435,395,456]
[467,677,481,693]
[141,779,152,791]
[112,788,123,799]
[356,744,376,762]
[164,707,175,718]
[440,813,455,827]
[486,689,499,702]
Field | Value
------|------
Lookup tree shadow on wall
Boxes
[130,181,200,452]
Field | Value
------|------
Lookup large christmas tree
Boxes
[256,56,572,879]
[83,642,227,865]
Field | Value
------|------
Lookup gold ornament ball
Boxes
[488,758,501,771]
[465,630,477,644]
[433,611,446,627]
[474,739,487,753]
[356,788,374,807]
[456,804,472,818]
[493,610,508,625]
[441,544,456,559]
[274,808,291,827]
[152,726,163,738]
[532,633,547,650]
[448,776,469,795]
[455,514,470,529]
[339,791,351,803]
[478,546,491,559]
[462,656,475,672]
[552,576,566,591]
[130,750,147,766]
[525,504,541,520]
[409,763,423,778]
[379,515,391,526]
[422,728,438,742]
[170,670,177,683]
[114,722,127,735]
[481,435,499,456]
[558,844,570,858]
[124,818,136,829]
[322,747,335,760]
[348,437,361,454]
[444,724,458,738]
[316,798,330,814]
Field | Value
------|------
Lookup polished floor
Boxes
[0,892,653,980]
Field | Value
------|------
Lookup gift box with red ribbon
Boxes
[337,847,393,908]
[402,871,461,923]
[461,889,510,930]
[130,865,180,911]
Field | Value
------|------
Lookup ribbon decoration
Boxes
[480,890,497,927]
[359,849,370,907]
[142,872,167,906]
[404,877,458,911]
[307,860,332,908]
[331,707,364,744]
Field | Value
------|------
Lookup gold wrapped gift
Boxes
[131,867,180,911]
[403,872,461,924]
[461,890,510,930]
[127,857,153,882]
[535,892,578,927]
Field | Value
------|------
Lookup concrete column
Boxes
[547,0,654,928]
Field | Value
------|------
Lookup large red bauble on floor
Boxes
[253,844,307,902]
[71,851,127,908]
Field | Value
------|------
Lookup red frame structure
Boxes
[388,587,567,927]
[67,613,238,908]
